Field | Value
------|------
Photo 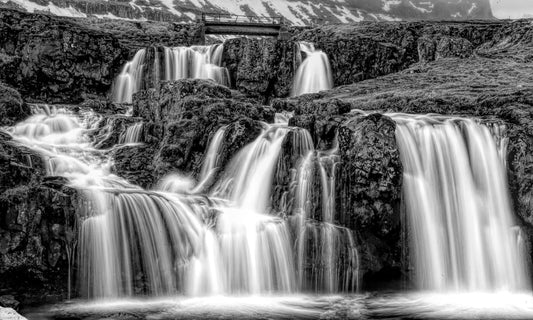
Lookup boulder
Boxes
[337,113,403,284]
[436,36,474,59]
[0,83,30,126]
[0,133,83,305]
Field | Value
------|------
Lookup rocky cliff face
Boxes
[0,8,510,104]
[112,79,273,188]
[0,9,203,103]
[0,128,84,306]
[275,18,533,285]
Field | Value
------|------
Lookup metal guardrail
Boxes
[200,12,285,25]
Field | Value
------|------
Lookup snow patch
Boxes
[94,12,146,21]
[158,0,182,16]
[409,0,431,13]
[382,0,401,12]
[468,3,477,15]
[1,0,87,17]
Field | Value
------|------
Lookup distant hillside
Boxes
[0,0,494,24]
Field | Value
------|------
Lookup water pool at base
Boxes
[24,292,533,320]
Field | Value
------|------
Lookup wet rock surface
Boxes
[0,132,84,305]
[114,79,274,187]
[337,114,403,282]
[0,83,30,127]
[281,19,533,284]
[0,8,202,103]
[222,38,296,103]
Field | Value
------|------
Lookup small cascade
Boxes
[392,114,530,292]
[214,124,289,212]
[163,44,229,86]
[291,138,359,293]
[207,123,297,293]
[291,42,333,97]
[194,126,226,192]
[113,49,147,104]
[119,122,143,144]
[112,44,229,104]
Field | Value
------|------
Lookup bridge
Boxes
[198,13,288,39]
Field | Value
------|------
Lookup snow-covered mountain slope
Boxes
[0,0,494,24]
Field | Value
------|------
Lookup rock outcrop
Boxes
[276,19,533,285]
[222,38,296,103]
[337,114,403,284]
[0,8,202,103]
[0,83,30,127]
[112,79,274,187]
[0,132,83,305]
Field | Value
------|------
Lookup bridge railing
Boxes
[200,12,285,25]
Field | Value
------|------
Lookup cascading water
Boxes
[164,44,229,86]
[194,126,226,192]
[113,44,229,104]
[119,122,143,144]
[291,137,359,293]
[9,104,358,299]
[112,49,146,104]
[291,42,333,97]
[391,113,530,292]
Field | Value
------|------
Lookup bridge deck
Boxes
[199,13,286,37]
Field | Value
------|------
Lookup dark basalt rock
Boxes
[222,38,296,103]
[435,36,474,59]
[0,8,203,104]
[0,9,126,103]
[0,295,19,310]
[280,20,533,285]
[337,113,403,283]
[0,83,30,127]
[114,79,273,187]
[291,20,506,88]
[0,133,84,305]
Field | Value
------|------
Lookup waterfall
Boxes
[164,45,229,86]
[291,42,333,97]
[290,132,359,293]
[194,127,227,193]
[113,49,147,104]
[8,106,304,298]
[113,44,229,104]
[119,122,143,144]
[391,114,530,292]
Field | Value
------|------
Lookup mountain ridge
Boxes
[0,0,494,24]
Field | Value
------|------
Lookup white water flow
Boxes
[391,114,530,292]
[113,44,229,104]
[291,133,359,293]
[8,106,319,298]
[194,126,226,193]
[119,122,143,144]
[164,44,229,86]
[113,49,146,104]
[291,42,333,97]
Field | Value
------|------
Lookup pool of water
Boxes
[24,292,533,320]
